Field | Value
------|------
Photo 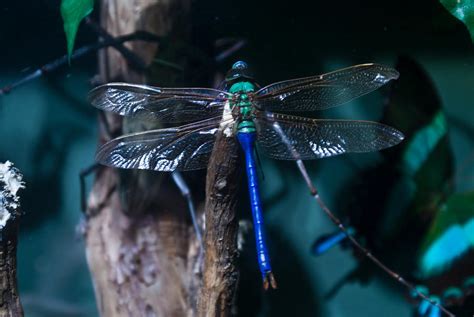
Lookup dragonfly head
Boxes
[225,60,256,84]
[232,61,248,69]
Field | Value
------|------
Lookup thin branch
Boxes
[0,31,160,95]
[215,38,247,63]
[84,17,150,71]
[79,163,101,213]
[171,171,204,255]
[268,117,455,317]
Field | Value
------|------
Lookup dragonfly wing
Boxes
[255,111,404,160]
[96,117,228,171]
[253,64,399,112]
[89,83,230,123]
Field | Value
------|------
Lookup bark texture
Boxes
[0,219,23,317]
[87,1,242,316]
[85,168,201,317]
[85,1,200,317]
[0,162,24,317]
[98,0,190,83]
[197,132,241,317]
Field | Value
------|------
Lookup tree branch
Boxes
[84,17,150,71]
[85,1,199,316]
[0,30,160,95]
[197,131,241,317]
[0,161,25,317]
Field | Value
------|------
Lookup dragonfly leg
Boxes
[237,132,277,290]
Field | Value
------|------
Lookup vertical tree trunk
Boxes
[98,0,189,83]
[0,162,24,317]
[197,132,241,317]
[0,219,23,317]
[86,1,242,316]
[85,1,200,317]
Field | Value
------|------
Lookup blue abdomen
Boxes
[237,131,272,276]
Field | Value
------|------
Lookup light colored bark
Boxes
[0,161,25,317]
[85,1,200,316]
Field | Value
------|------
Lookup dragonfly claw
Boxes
[263,272,277,290]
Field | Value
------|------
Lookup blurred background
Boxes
[0,0,473,316]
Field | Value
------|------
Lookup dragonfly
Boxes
[89,61,404,290]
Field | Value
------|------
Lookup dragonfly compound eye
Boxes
[225,62,255,83]
[232,61,248,70]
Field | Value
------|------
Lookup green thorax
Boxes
[229,81,256,133]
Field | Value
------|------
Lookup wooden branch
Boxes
[0,162,25,317]
[85,168,201,316]
[84,17,149,71]
[85,1,199,317]
[197,131,241,317]
[86,1,244,316]
[0,31,160,95]
[98,0,190,83]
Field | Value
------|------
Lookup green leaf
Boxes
[418,191,474,277]
[380,57,454,224]
[60,0,94,59]
[440,0,474,41]
[401,111,447,176]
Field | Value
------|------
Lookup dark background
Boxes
[0,0,473,316]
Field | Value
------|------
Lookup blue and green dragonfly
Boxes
[89,61,404,289]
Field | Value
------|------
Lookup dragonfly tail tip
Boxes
[263,272,277,290]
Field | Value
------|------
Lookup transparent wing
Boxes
[89,83,231,123]
[253,64,399,112]
[96,117,231,171]
[254,111,404,160]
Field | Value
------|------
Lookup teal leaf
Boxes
[382,57,454,218]
[418,191,474,277]
[401,111,447,176]
[381,58,453,181]
[440,0,474,41]
[60,0,94,59]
